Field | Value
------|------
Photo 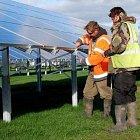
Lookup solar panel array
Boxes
[0,0,86,48]
[0,1,92,123]
[0,0,112,61]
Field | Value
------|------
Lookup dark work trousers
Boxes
[113,71,137,105]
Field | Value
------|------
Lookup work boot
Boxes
[83,97,93,118]
[110,105,127,132]
[103,99,111,119]
[127,101,138,128]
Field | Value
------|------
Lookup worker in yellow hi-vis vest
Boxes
[104,7,140,132]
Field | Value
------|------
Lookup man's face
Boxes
[87,29,99,37]
[111,15,120,24]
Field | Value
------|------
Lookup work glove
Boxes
[104,49,115,57]
[104,49,111,57]
[80,58,86,65]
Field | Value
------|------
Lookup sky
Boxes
[13,0,140,27]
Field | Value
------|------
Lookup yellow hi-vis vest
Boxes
[111,22,140,68]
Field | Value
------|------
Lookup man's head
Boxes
[108,7,127,24]
[84,21,100,37]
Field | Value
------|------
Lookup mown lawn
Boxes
[0,70,140,140]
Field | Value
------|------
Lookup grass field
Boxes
[0,69,140,140]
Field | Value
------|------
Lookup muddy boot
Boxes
[103,99,111,119]
[83,97,93,118]
[127,102,137,128]
[110,105,127,132]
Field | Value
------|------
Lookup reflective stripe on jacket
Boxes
[111,22,140,68]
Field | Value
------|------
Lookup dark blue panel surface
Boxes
[0,0,86,48]
[0,47,36,59]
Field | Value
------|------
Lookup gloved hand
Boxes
[80,58,86,65]
[104,49,112,57]
[75,42,82,48]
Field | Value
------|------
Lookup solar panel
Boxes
[0,0,86,48]
[0,1,89,123]
[10,47,36,59]
[0,47,36,59]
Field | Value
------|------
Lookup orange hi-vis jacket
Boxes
[79,34,111,81]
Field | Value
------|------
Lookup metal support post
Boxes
[36,48,42,92]
[1,46,11,122]
[71,54,78,106]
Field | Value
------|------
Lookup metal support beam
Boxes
[1,46,11,122]
[71,54,78,106]
[36,48,42,92]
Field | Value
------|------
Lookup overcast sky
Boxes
[13,0,140,26]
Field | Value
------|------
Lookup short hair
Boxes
[84,21,100,32]
[108,7,127,17]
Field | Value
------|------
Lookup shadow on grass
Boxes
[0,74,116,122]
[0,75,86,119]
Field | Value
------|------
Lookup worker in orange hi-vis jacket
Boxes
[75,21,112,119]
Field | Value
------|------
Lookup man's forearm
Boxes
[104,44,126,57]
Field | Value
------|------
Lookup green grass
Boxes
[0,69,140,140]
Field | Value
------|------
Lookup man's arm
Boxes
[104,23,129,57]
[75,34,91,48]
[75,41,82,48]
